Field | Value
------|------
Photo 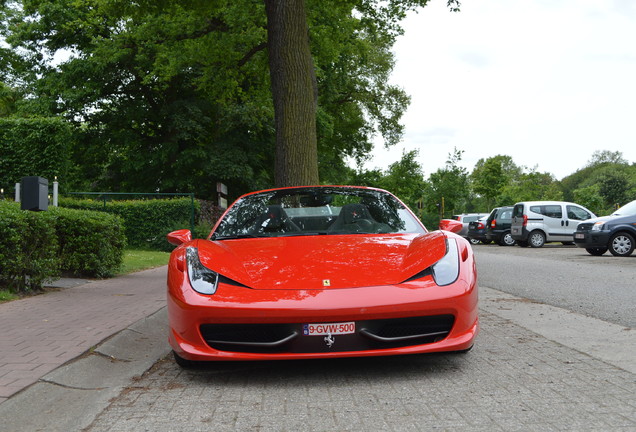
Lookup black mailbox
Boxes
[21,176,49,211]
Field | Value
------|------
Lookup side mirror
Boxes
[167,229,192,246]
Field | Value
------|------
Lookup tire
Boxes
[586,247,607,256]
[517,240,529,247]
[608,232,635,257]
[469,238,480,245]
[173,351,200,368]
[498,232,516,246]
[528,230,545,248]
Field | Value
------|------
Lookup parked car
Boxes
[511,201,596,248]
[573,199,636,257]
[450,213,489,239]
[486,206,516,246]
[439,218,463,234]
[166,185,478,367]
[467,216,489,244]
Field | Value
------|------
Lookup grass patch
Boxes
[0,289,19,303]
[117,249,171,275]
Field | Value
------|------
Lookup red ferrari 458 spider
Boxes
[166,186,478,366]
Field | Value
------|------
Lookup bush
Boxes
[48,207,127,278]
[0,201,126,291]
[59,197,198,250]
[0,202,60,291]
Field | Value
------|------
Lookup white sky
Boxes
[366,0,636,180]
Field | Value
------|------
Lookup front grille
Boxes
[200,315,455,354]
[577,223,593,232]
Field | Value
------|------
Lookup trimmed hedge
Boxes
[59,197,199,251]
[50,206,127,278]
[0,202,59,291]
[0,117,72,191]
[0,201,126,291]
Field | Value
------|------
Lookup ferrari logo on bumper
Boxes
[324,333,335,348]
[322,279,331,287]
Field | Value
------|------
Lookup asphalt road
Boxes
[473,243,636,328]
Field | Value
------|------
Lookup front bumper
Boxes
[167,263,478,361]
[573,230,611,249]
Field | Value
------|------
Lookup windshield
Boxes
[612,200,636,216]
[213,187,426,239]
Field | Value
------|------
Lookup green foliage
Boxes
[498,169,563,205]
[426,148,470,217]
[59,197,198,251]
[587,150,628,166]
[0,82,19,117]
[572,185,605,215]
[0,289,19,303]
[598,171,631,208]
[375,150,427,213]
[559,151,636,207]
[0,201,60,291]
[48,206,126,278]
[471,155,521,208]
[1,0,426,198]
[0,201,127,290]
[0,117,72,191]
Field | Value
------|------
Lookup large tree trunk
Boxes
[264,0,319,187]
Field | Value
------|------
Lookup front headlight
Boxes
[591,222,605,231]
[432,238,460,286]
[186,247,219,295]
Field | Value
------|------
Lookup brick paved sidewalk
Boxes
[0,267,167,403]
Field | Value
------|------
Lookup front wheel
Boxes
[529,231,546,248]
[586,247,607,256]
[469,238,480,245]
[609,232,635,257]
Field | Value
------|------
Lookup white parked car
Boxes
[510,201,596,247]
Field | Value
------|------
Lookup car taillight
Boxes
[491,219,496,228]
[522,215,528,226]
[478,222,484,229]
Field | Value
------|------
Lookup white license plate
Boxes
[303,322,355,336]
[574,233,584,239]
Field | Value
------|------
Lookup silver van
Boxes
[510,201,596,247]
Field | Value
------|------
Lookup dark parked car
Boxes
[574,200,636,257]
[486,206,516,246]
[467,216,489,244]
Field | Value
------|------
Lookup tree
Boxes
[499,168,562,204]
[587,150,628,167]
[598,172,630,208]
[426,148,469,217]
[1,0,443,196]
[0,81,23,117]
[471,157,504,209]
[377,150,427,212]
[573,184,604,215]
[264,0,318,186]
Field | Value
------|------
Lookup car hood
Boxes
[196,231,448,290]
[581,214,635,226]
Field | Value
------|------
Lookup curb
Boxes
[0,308,170,432]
